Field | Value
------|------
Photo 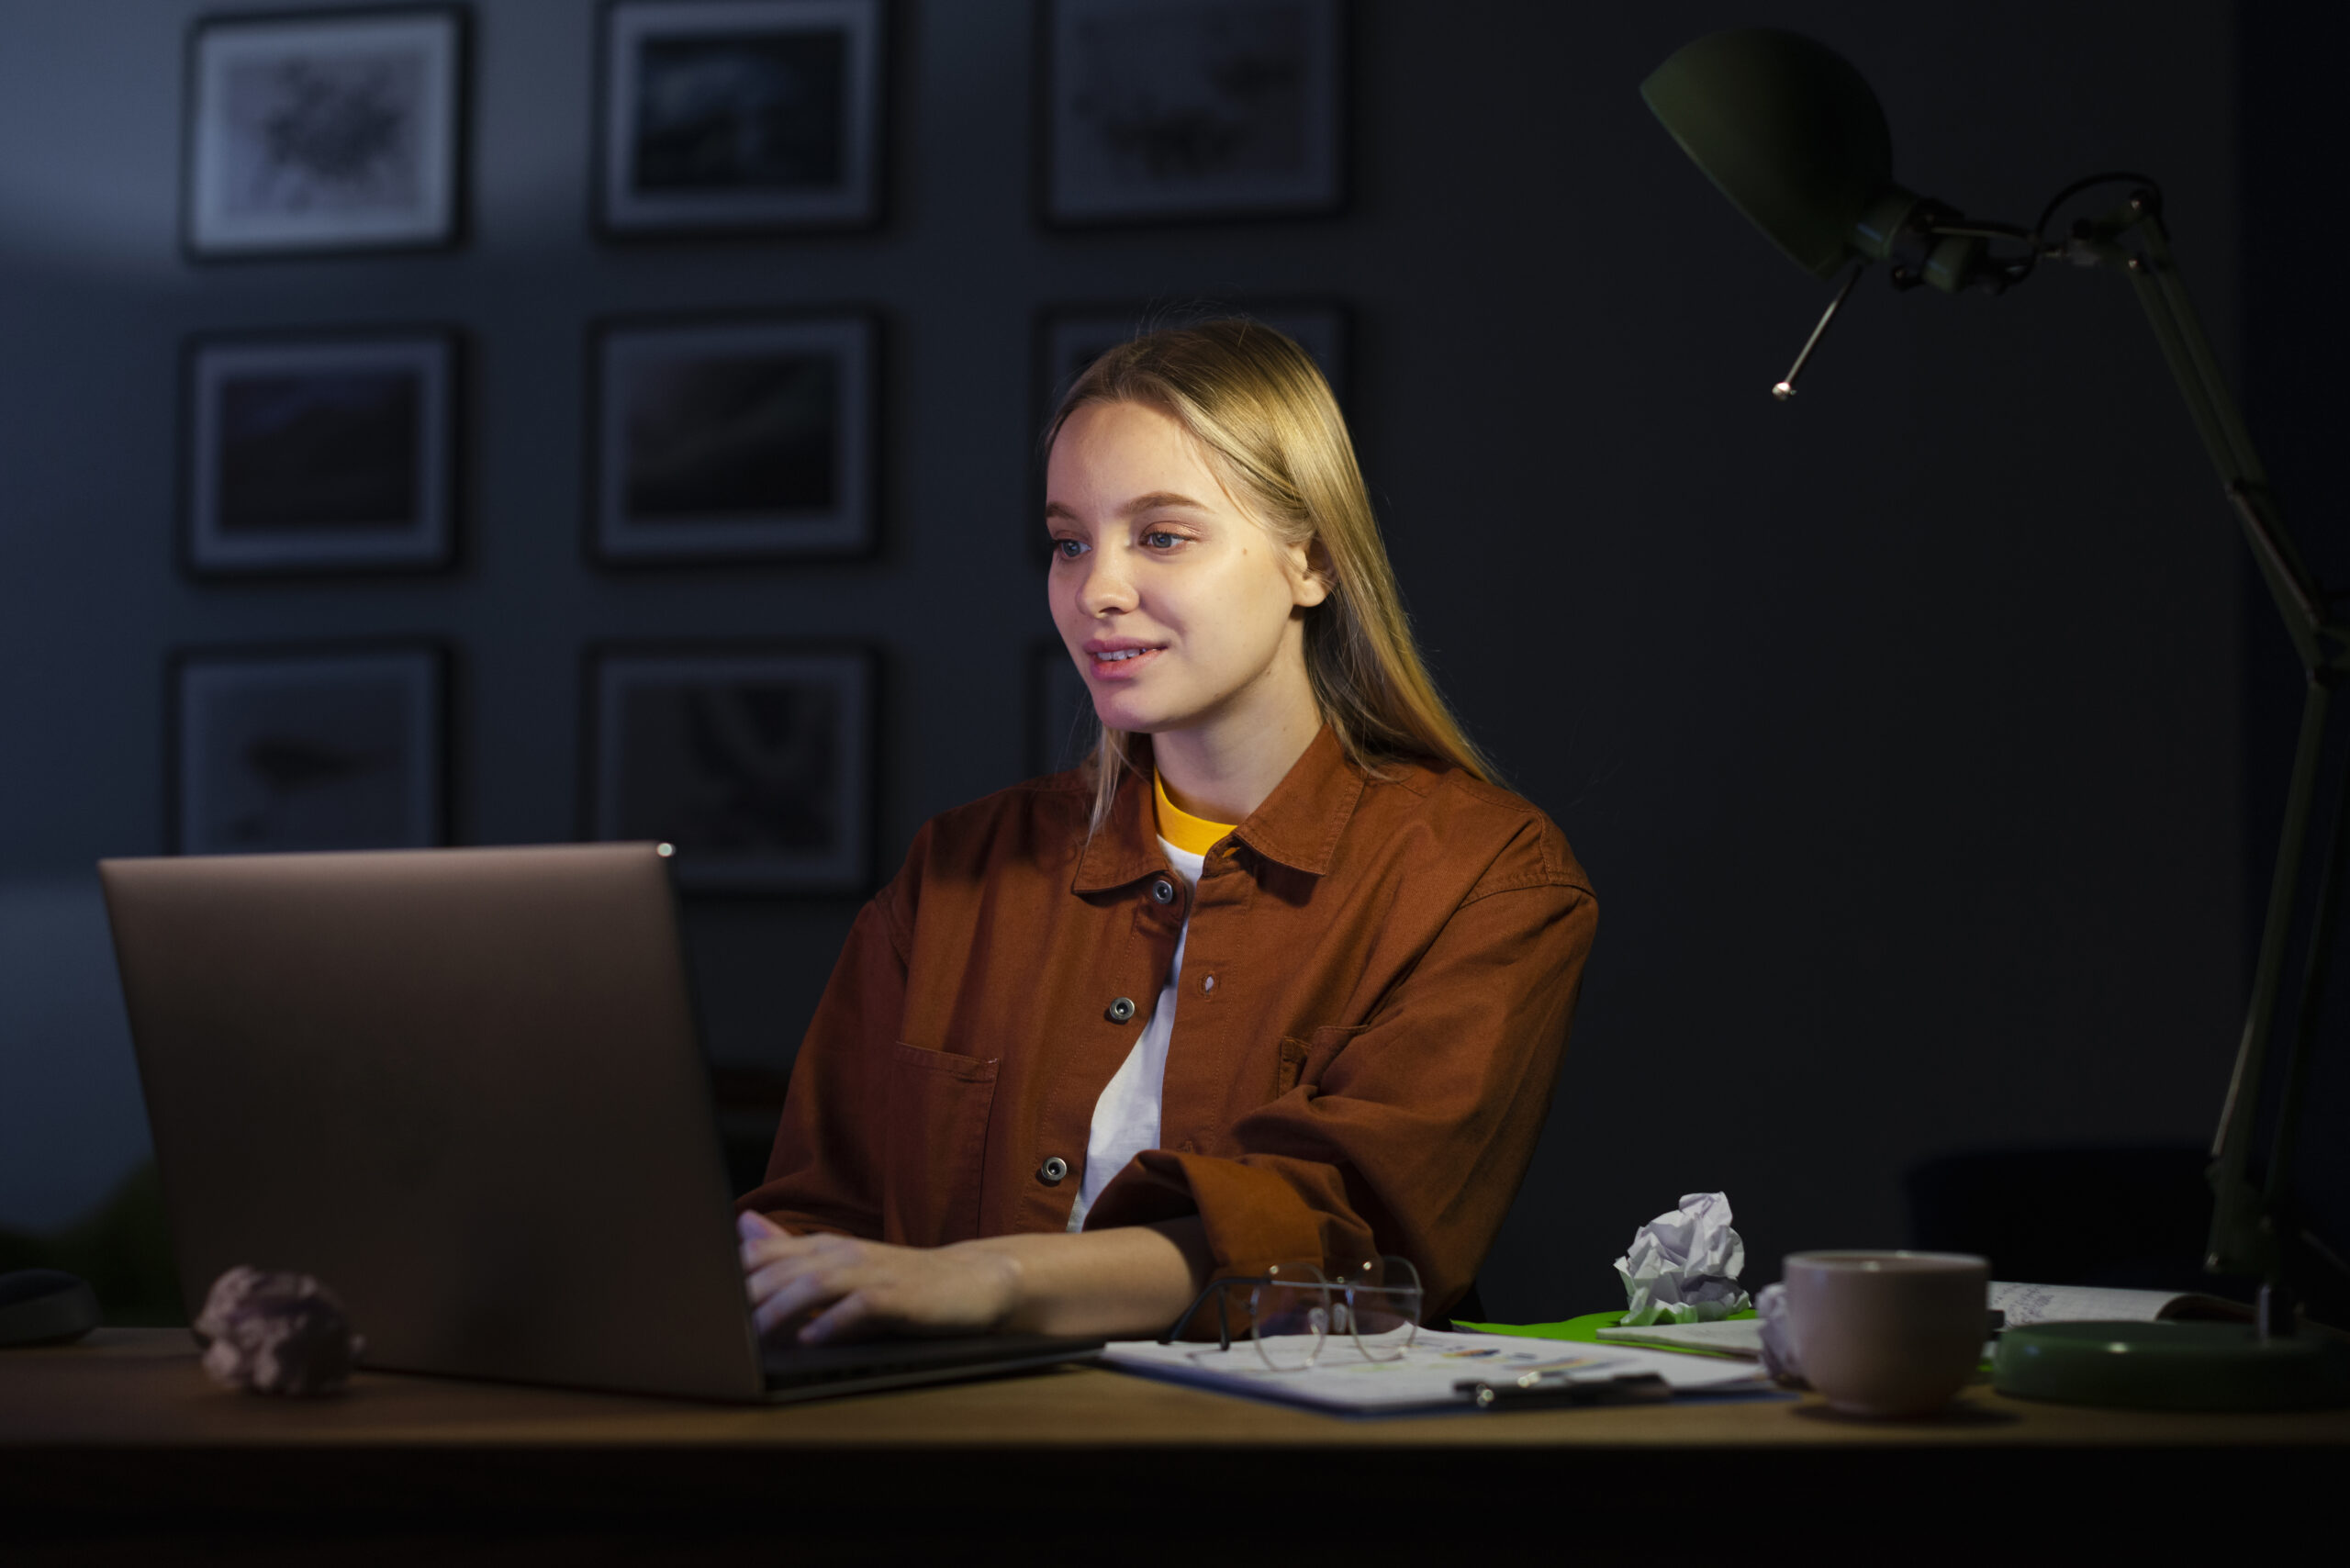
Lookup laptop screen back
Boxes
[100,843,766,1401]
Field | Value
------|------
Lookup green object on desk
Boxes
[1995,1321,2350,1411]
[1459,1309,1759,1360]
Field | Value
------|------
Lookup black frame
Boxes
[585,308,882,568]
[580,641,880,895]
[591,0,890,241]
[1033,0,1348,230]
[165,640,453,856]
[181,5,471,261]
[178,325,464,580]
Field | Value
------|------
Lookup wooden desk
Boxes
[7,1329,2348,1561]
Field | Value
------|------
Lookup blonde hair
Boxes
[1045,318,1497,831]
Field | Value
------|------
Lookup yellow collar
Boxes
[1153,772,1237,857]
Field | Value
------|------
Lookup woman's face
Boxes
[1046,398,1327,740]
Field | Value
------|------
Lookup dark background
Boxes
[0,0,2334,1321]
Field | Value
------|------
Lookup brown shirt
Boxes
[741,726,1597,1316]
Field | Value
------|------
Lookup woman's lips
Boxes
[1087,645,1165,680]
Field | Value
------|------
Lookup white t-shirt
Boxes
[1066,834,1205,1231]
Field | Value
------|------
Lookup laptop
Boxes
[97,842,1101,1403]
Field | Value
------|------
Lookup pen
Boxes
[1454,1371,1673,1409]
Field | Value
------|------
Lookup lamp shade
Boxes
[1640,29,1910,280]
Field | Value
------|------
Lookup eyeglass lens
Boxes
[1245,1257,1423,1371]
[1333,1256,1422,1361]
[1247,1260,1332,1372]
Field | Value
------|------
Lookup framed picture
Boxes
[1031,302,1347,563]
[182,329,459,577]
[1027,639,1094,778]
[597,0,887,237]
[169,644,449,855]
[1038,0,1345,227]
[585,645,875,893]
[183,6,467,258]
[590,312,878,565]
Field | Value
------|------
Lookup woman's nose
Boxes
[1078,554,1138,616]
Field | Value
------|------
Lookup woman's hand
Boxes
[737,1211,1023,1345]
[738,1210,1214,1344]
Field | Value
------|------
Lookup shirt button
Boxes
[1107,996,1136,1023]
[1150,879,1176,904]
[1038,1156,1069,1185]
[1201,973,1216,993]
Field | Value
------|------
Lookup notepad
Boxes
[1987,1281,2251,1327]
[1100,1327,1772,1414]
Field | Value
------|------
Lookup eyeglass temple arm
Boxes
[1158,1278,1225,1348]
[1158,1275,1277,1349]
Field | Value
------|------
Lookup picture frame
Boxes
[596,0,888,238]
[182,328,460,577]
[1037,0,1346,228]
[1031,301,1348,564]
[588,312,878,566]
[584,644,877,893]
[168,643,450,855]
[183,6,467,258]
[1027,638,1094,778]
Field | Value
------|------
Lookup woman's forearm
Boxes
[954,1217,1212,1338]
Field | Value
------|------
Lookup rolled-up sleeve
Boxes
[1086,845,1596,1316]
[734,860,916,1238]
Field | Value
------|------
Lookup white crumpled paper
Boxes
[1754,1282,1805,1383]
[1612,1191,1753,1326]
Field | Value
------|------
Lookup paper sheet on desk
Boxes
[1989,1282,2250,1327]
[1101,1328,1772,1414]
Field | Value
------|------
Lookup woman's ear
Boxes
[1289,537,1334,608]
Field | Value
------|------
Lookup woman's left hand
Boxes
[737,1211,1023,1345]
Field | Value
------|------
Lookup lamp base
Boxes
[1993,1320,2350,1410]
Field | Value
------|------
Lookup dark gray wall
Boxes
[0,0,2245,1318]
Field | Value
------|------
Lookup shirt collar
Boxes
[1153,770,1236,857]
[1071,726,1365,893]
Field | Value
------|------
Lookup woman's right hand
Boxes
[737,1211,1023,1345]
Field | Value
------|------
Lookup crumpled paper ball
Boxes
[1755,1282,1807,1383]
[1613,1191,1754,1326]
[194,1267,365,1397]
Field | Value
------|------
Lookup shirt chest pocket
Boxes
[879,1043,999,1246]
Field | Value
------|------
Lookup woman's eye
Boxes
[1144,531,1182,549]
[1051,537,1085,561]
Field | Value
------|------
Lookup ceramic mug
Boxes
[1782,1250,1988,1417]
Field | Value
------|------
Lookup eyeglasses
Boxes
[1158,1256,1423,1372]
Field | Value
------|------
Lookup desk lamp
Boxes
[1642,28,2350,1409]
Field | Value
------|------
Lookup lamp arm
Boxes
[2116,207,2335,666]
[2208,678,2334,1282]
[2262,702,2350,1217]
[2087,199,2350,1303]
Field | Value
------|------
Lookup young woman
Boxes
[736,320,1595,1344]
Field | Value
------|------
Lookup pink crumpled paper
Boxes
[194,1266,366,1397]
